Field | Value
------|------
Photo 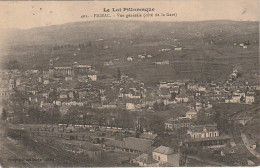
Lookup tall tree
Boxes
[2,108,7,121]
[117,68,121,80]
[171,92,177,100]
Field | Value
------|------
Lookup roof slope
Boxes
[140,133,158,140]
[153,146,175,155]
[124,137,153,152]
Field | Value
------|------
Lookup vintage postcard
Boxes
[0,0,259,167]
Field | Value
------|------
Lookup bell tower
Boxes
[49,57,54,77]
[49,57,54,67]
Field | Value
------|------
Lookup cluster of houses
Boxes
[225,91,255,104]
[105,52,155,66]
[224,68,257,104]
[124,46,182,64]
[132,145,181,167]
[165,118,231,149]
[102,130,182,166]
[1,62,258,120]
[234,40,250,49]
[126,53,153,63]
[0,56,259,166]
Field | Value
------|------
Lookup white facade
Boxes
[163,99,176,105]
[62,101,84,106]
[176,97,189,103]
[189,130,219,139]
[60,94,68,99]
[65,76,73,81]
[187,125,219,139]
[226,95,241,103]
[153,152,168,163]
[234,92,245,98]
[127,57,133,61]
[174,47,182,51]
[245,96,255,104]
[198,87,206,92]
[152,146,179,167]
[186,110,197,119]
[126,103,135,110]
[100,104,117,109]
[159,82,170,88]
[88,75,97,81]
[53,100,61,106]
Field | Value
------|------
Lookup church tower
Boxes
[9,78,15,90]
[49,57,54,77]
[50,57,54,67]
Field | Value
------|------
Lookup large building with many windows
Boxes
[187,124,219,139]
[184,124,231,148]
[48,58,94,79]
[165,118,193,131]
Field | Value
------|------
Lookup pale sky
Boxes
[0,0,259,29]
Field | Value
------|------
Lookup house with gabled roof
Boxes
[245,95,255,104]
[152,146,180,166]
[186,109,197,119]
[139,132,158,141]
[123,137,153,153]
[104,137,154,154]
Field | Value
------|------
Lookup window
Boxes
[194,135,196,139]
[209,133,212,137]
[158,156,160,160]
[214,132,217,137]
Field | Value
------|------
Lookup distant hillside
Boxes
[2,20,259,84]
[4,20,259,46]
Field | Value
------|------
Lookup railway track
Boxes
[1,145,34,167]
[28,135,92,166]
[0,128,34,168]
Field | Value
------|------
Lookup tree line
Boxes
[52,41,92,50]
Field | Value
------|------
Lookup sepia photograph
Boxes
[0,0,259,167]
